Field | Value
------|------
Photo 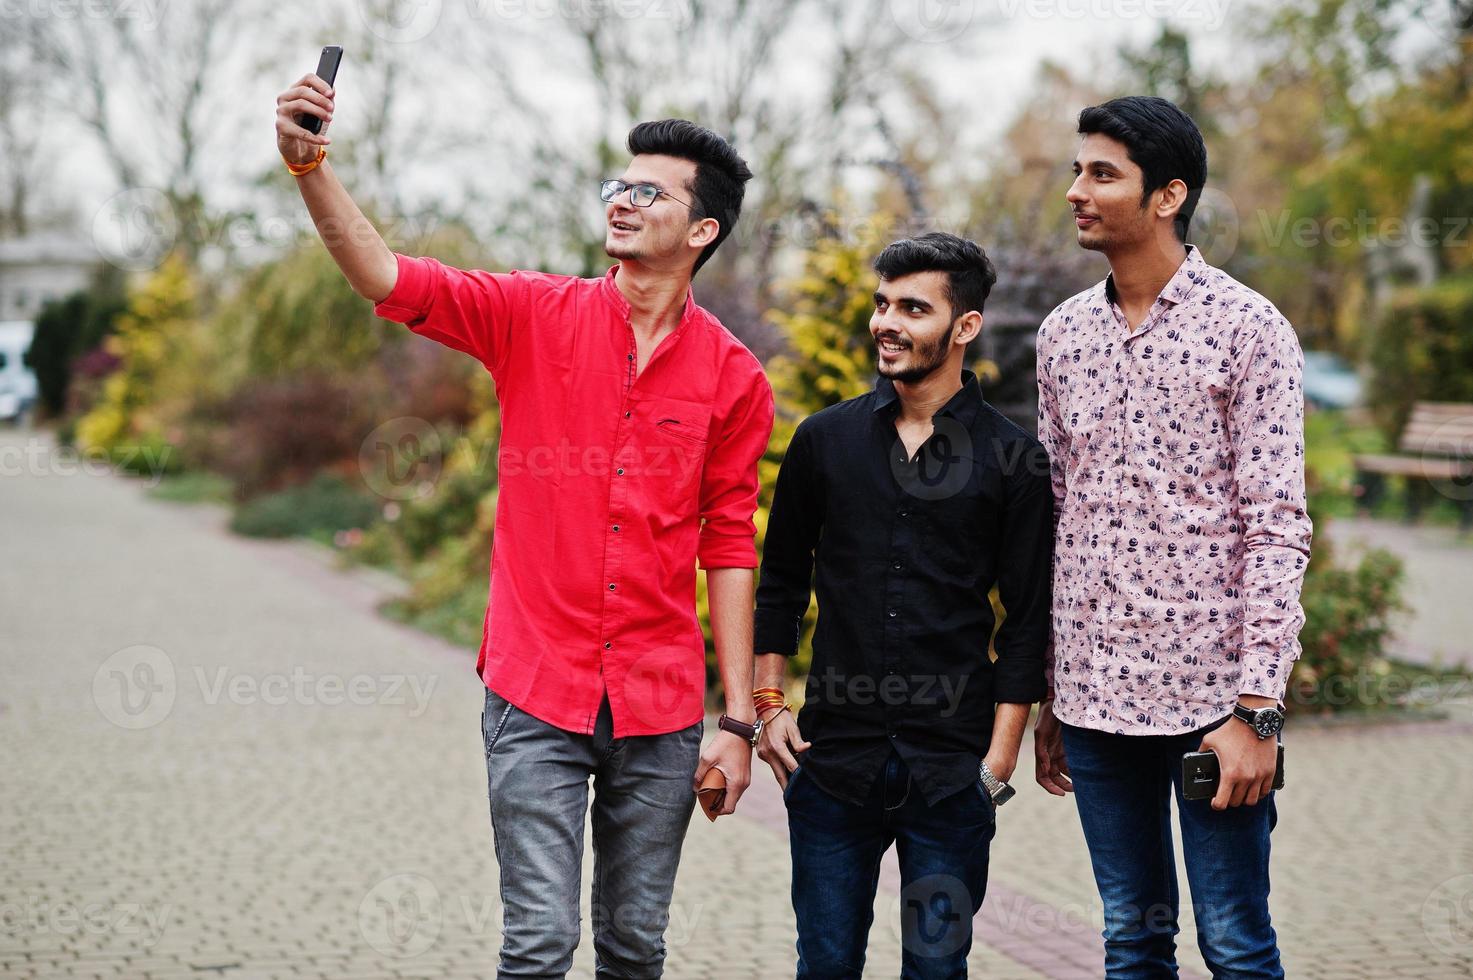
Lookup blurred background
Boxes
[4,1,1473,977]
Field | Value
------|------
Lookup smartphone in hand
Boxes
[1182,744,1285,801]
[297,45,343,135]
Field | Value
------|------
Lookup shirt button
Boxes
[604,641,612,650]
[892,561,902,570]
[624,411,631,418]
[898,510,909,518]
[616,468,625,476]
[888,732,897,739]
[612,524,620,532]
[888,609,897,618]
[627,353,634,361]
[608,583,617,590]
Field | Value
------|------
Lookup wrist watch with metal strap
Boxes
[978,761,1016,806]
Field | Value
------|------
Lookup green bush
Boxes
[229,472,380,539]
[1290,527,1407,714]
[1365,276,1473,442]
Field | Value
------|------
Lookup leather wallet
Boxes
[696,767,727,821]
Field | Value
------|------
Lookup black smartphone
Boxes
[297,45,343,135]
[1182,744,1285,801]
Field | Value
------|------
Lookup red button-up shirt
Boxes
[374,254,774,737]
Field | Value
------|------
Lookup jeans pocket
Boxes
[782,764,804,805]
[482,688,517,756]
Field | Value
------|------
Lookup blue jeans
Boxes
[482,687,703,979]
[786,751,995,979]
[1060,718,1283,979]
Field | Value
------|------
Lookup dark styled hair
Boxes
[625,118,753,275]
[872,232,998,321]
[1077,95,1207,242]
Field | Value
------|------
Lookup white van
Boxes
[0,320,39,423]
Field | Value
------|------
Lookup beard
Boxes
[604,234,642,261]
[877,320,955,384]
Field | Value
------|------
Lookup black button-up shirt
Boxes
[754,370,1053,806]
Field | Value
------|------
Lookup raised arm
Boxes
[274,72,397,302]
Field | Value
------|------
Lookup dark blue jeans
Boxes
[786,751,995,979]
[1060,718,1283,979]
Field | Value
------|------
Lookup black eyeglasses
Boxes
[600,178,696,211]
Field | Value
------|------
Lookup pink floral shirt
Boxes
[1036,246,1313,734]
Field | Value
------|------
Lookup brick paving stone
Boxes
[3,427,1472,978]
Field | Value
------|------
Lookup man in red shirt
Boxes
[276,74,774,978]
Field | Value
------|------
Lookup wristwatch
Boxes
[717,713,764,748]
[1231,702,1286,739]
[978,761,1016,806]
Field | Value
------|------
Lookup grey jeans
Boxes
[481,686,703,979]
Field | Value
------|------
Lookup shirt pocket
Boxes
[1131,376,1226,462]
[639,397,711,508]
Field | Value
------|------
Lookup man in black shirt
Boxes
[753,233,1053,978]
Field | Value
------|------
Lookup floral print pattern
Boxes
[1036,246,1314,734]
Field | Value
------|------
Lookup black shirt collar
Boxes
[872,368,985,428]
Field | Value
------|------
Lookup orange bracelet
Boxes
[285,147,326,177]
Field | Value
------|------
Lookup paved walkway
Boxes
[3,427,1473,978]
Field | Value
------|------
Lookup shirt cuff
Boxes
[697,529,757,570]
[372,253,434,324]
[991,656,1048,705]
[753,610,802,657]
[1238,641,1294,703]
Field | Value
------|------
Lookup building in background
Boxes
[0,235,103,421]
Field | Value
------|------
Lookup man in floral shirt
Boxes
[1033,95,1312,978]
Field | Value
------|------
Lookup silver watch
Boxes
[978,761,1016,806]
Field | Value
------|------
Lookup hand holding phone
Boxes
[1182,744,1285,802]
[274,46,342,165]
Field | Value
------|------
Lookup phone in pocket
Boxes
[298,45,343,134]
[1182,744,1285,801]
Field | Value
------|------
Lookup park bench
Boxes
[1352,401,1473,531]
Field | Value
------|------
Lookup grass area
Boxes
[380,577,487,651]
[146,470,233,505]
